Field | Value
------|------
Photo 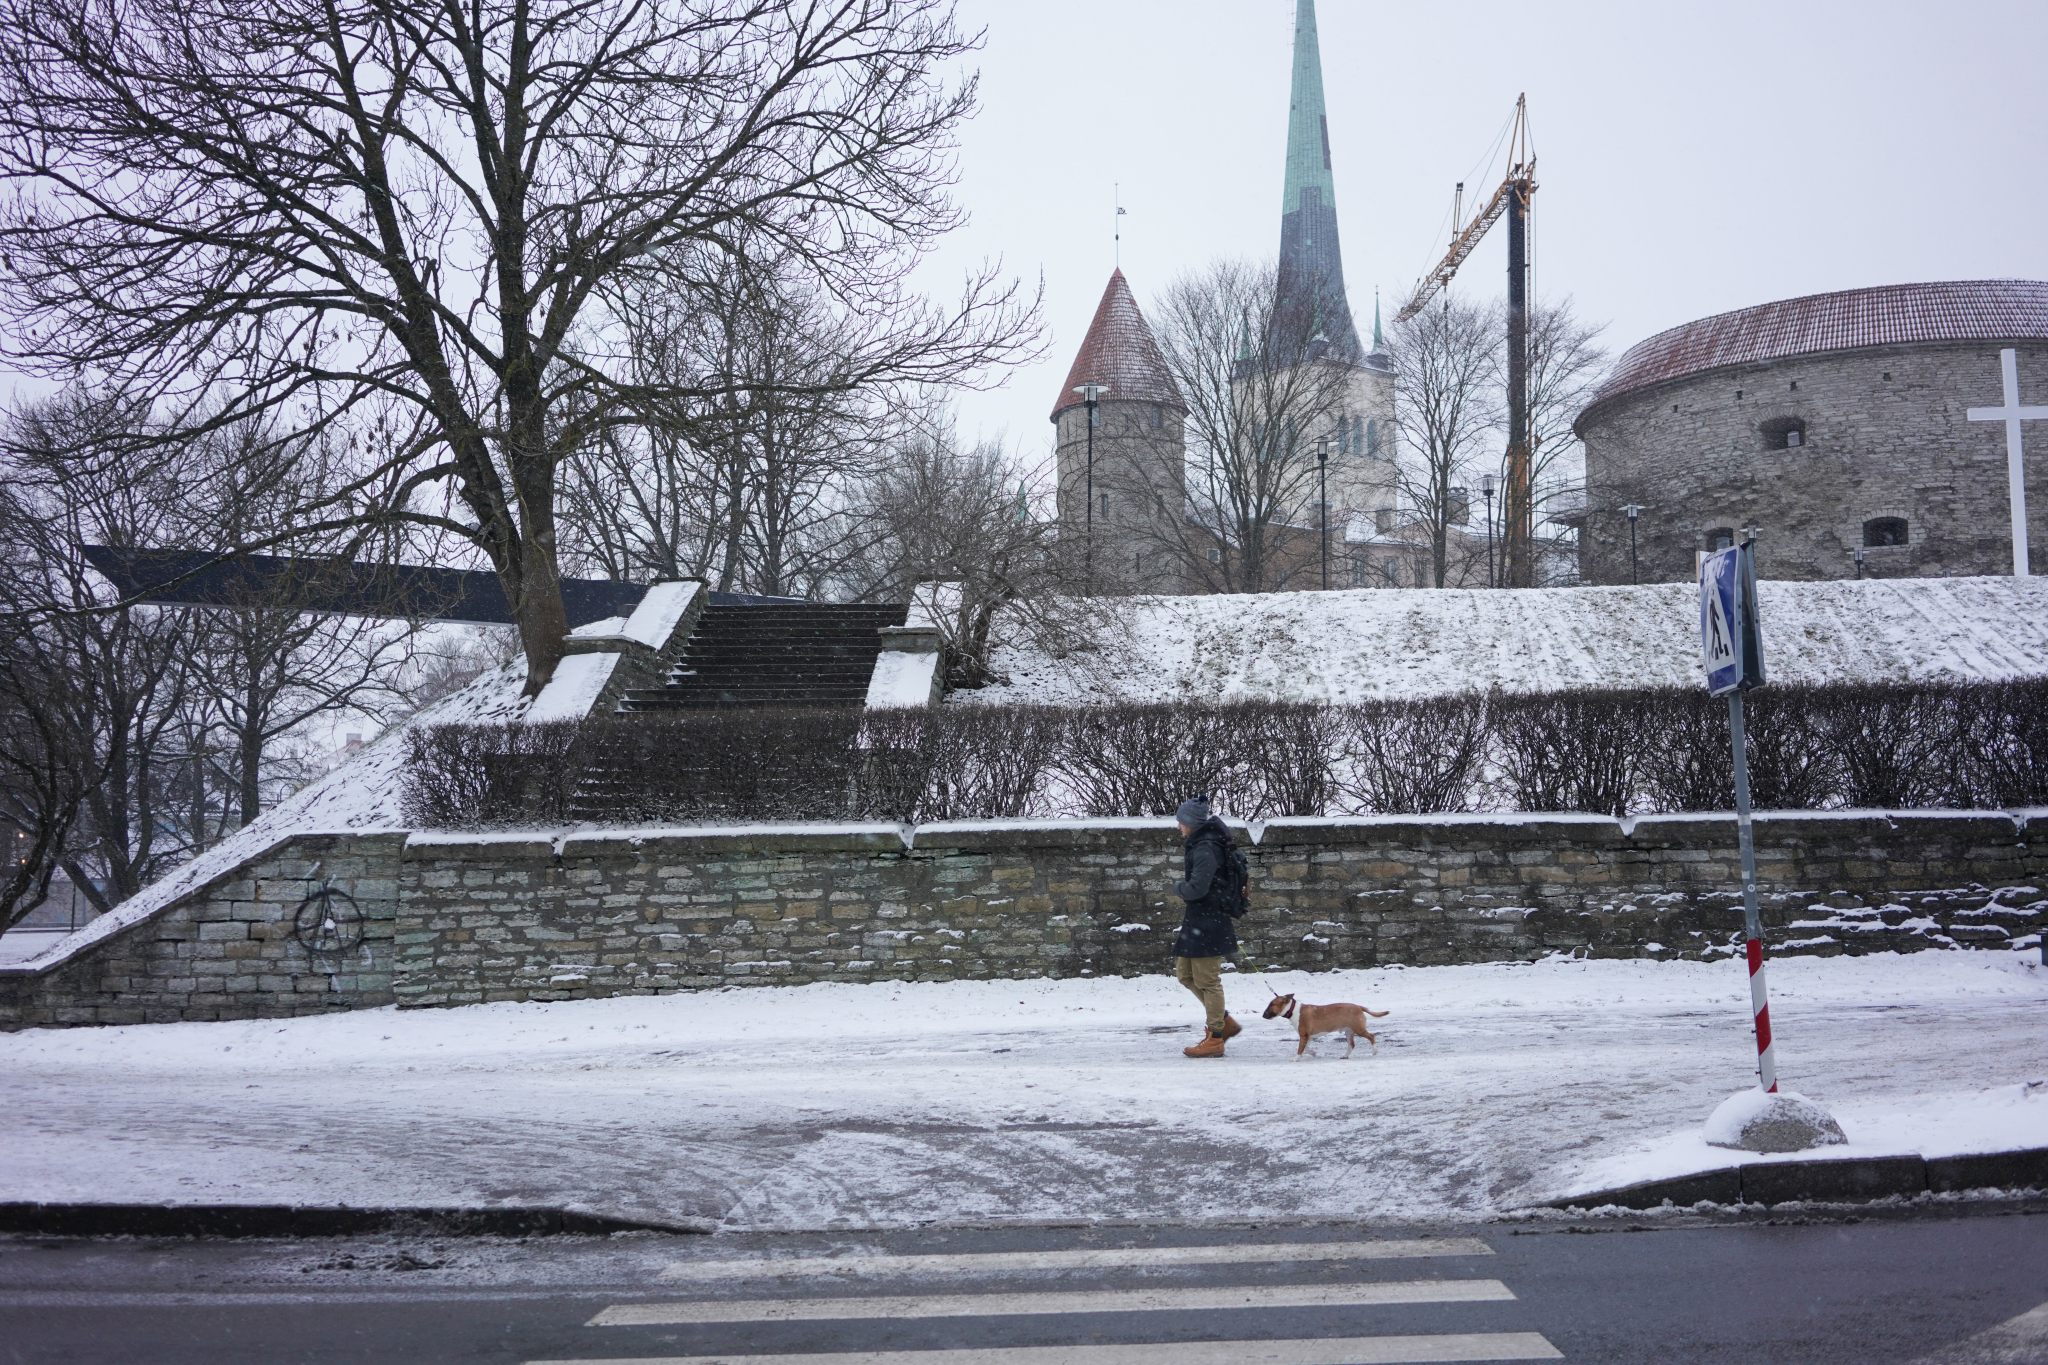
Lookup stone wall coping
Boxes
[559,825,912,858]
[912,816,1245,854]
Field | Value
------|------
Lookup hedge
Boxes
[400,678,2048,829]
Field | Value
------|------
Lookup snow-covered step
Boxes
[590,1280,1517,1325]
[655,1239,1494,1281]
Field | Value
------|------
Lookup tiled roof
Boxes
[1051,270,1186,421]
[1584,279,2048,417]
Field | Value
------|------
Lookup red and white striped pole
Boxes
[1728,689,1777,1093]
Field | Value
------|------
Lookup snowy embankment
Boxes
[3,949,2040,1227]
[960,576,2048,706]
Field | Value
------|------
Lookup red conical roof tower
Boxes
[1049,270,1185,422]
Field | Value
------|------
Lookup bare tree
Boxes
[1150,259,1357,593]
[0,0,1034,691]
[0,394,194,919]
[561,252,893,597]
[1391,297,1502,587]
[844,415,1085,689]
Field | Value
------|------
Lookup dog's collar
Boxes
[1280,999,1296,1020]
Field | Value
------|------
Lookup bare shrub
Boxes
[1742,687,1844,810]
[1058,703,1240,819]
[1490,690,1649,816]
[1339,695,1490,814]
[1815,684,1959,809]
[1228,701,1342,819]
[582,709,861,824]
[401,720,588,829]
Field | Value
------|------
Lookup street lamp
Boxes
[1074,382,1110,587]
[1480,473,1497,588]
[1853,546,1866,579]
[1622,503,1643,585]
[1317,437,1330,590]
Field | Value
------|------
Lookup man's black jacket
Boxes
[1173,815,1238,958]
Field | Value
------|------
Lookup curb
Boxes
[1549,1146,2048,1211]
[0,1203,716,1239]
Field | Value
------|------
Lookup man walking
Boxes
[1172,796,1242,1058]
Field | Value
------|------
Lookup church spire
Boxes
[1373,288,1384,349]
[1275,0,1359,360]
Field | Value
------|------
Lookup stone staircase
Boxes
[619,602,910,711]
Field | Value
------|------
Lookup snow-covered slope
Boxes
[959,577,2048,706]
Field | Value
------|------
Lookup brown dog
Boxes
[1262,992,1388,1058]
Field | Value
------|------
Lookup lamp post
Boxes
[1480,473,1497,588]
[1074,383,1110,588]
[1317,437,1330,590]
[1853,546,1866,579]
[1622,503,1643,585]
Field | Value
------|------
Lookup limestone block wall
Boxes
[393,813,2045,1007]
[0,833,404,1028]
[1576,341,2048,584]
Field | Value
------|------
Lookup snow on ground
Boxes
[0,659,533,976]
[4,949,2041,1229]
[960,577,2048,706]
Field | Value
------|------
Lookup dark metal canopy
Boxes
[81,546,654,627]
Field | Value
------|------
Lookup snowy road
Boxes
[4,952,2044,1228]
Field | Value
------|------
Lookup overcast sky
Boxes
[927,0,2048,474]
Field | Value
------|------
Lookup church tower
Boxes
[1263,0,1396,526]
[1276,0,1360,360]
[1051,270,1188,594]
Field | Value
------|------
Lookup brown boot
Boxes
[1219,1013,1242,1040]
[1183,1031,1227,1058]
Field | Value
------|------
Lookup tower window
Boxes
[1134,552,1143,574]
[1207,547,1222,564]
[1760,416,1807,450]
[1706,526,1735,551]
[1153,404,1164,429]
[1863,517,1908,548]
[1365,418,1381,458]
[1380,558,1400,587]
[1350,557,1369,587]
[1100,493,1109,519]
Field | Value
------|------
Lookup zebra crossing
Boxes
[529,1236,1564,1364]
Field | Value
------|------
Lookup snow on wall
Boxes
[864,648,940,709]
[955,577,2048,707]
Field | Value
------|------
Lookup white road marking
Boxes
[590,1278,1516,1325]
[531,1334,1565,1364]
[656,1240,1494,1281]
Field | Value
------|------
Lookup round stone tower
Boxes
[1052,269,1189,594]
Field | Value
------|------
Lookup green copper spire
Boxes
[1280,0,1337,221]
[1275,0,1359,359]
[1373,288,1383,349]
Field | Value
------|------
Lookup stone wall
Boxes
[7,814,2038,1027]
[392,813,2045,1006]
[1576,341,2048,584]
[0,833,403,1028]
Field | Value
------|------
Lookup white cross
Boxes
[1966,348,2048,577]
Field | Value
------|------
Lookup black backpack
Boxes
[1217,842,1251,919]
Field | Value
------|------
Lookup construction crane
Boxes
[1397,96,1539,587]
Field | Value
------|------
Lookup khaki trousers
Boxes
[1174,954,1228,1033]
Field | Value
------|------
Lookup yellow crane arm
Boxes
[1395,172,1522,324]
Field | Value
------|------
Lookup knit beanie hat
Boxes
[1175,796,1211,827]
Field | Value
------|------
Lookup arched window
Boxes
[1863,517,1908,547]
[1336,418,1351,456]
[1760,416,1807,450]
[1706,526,1735,551]
[1365,418,1381,458]
[1381,558,1401,587]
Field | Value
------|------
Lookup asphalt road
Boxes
[3,1206,2045,1365]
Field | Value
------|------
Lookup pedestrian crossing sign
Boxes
[1700,542,1765,696]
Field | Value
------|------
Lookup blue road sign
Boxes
[1700,547,1743,696]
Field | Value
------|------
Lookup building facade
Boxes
[1575,280,2048,584]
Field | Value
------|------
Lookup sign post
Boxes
[1701,539,1775,1093]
